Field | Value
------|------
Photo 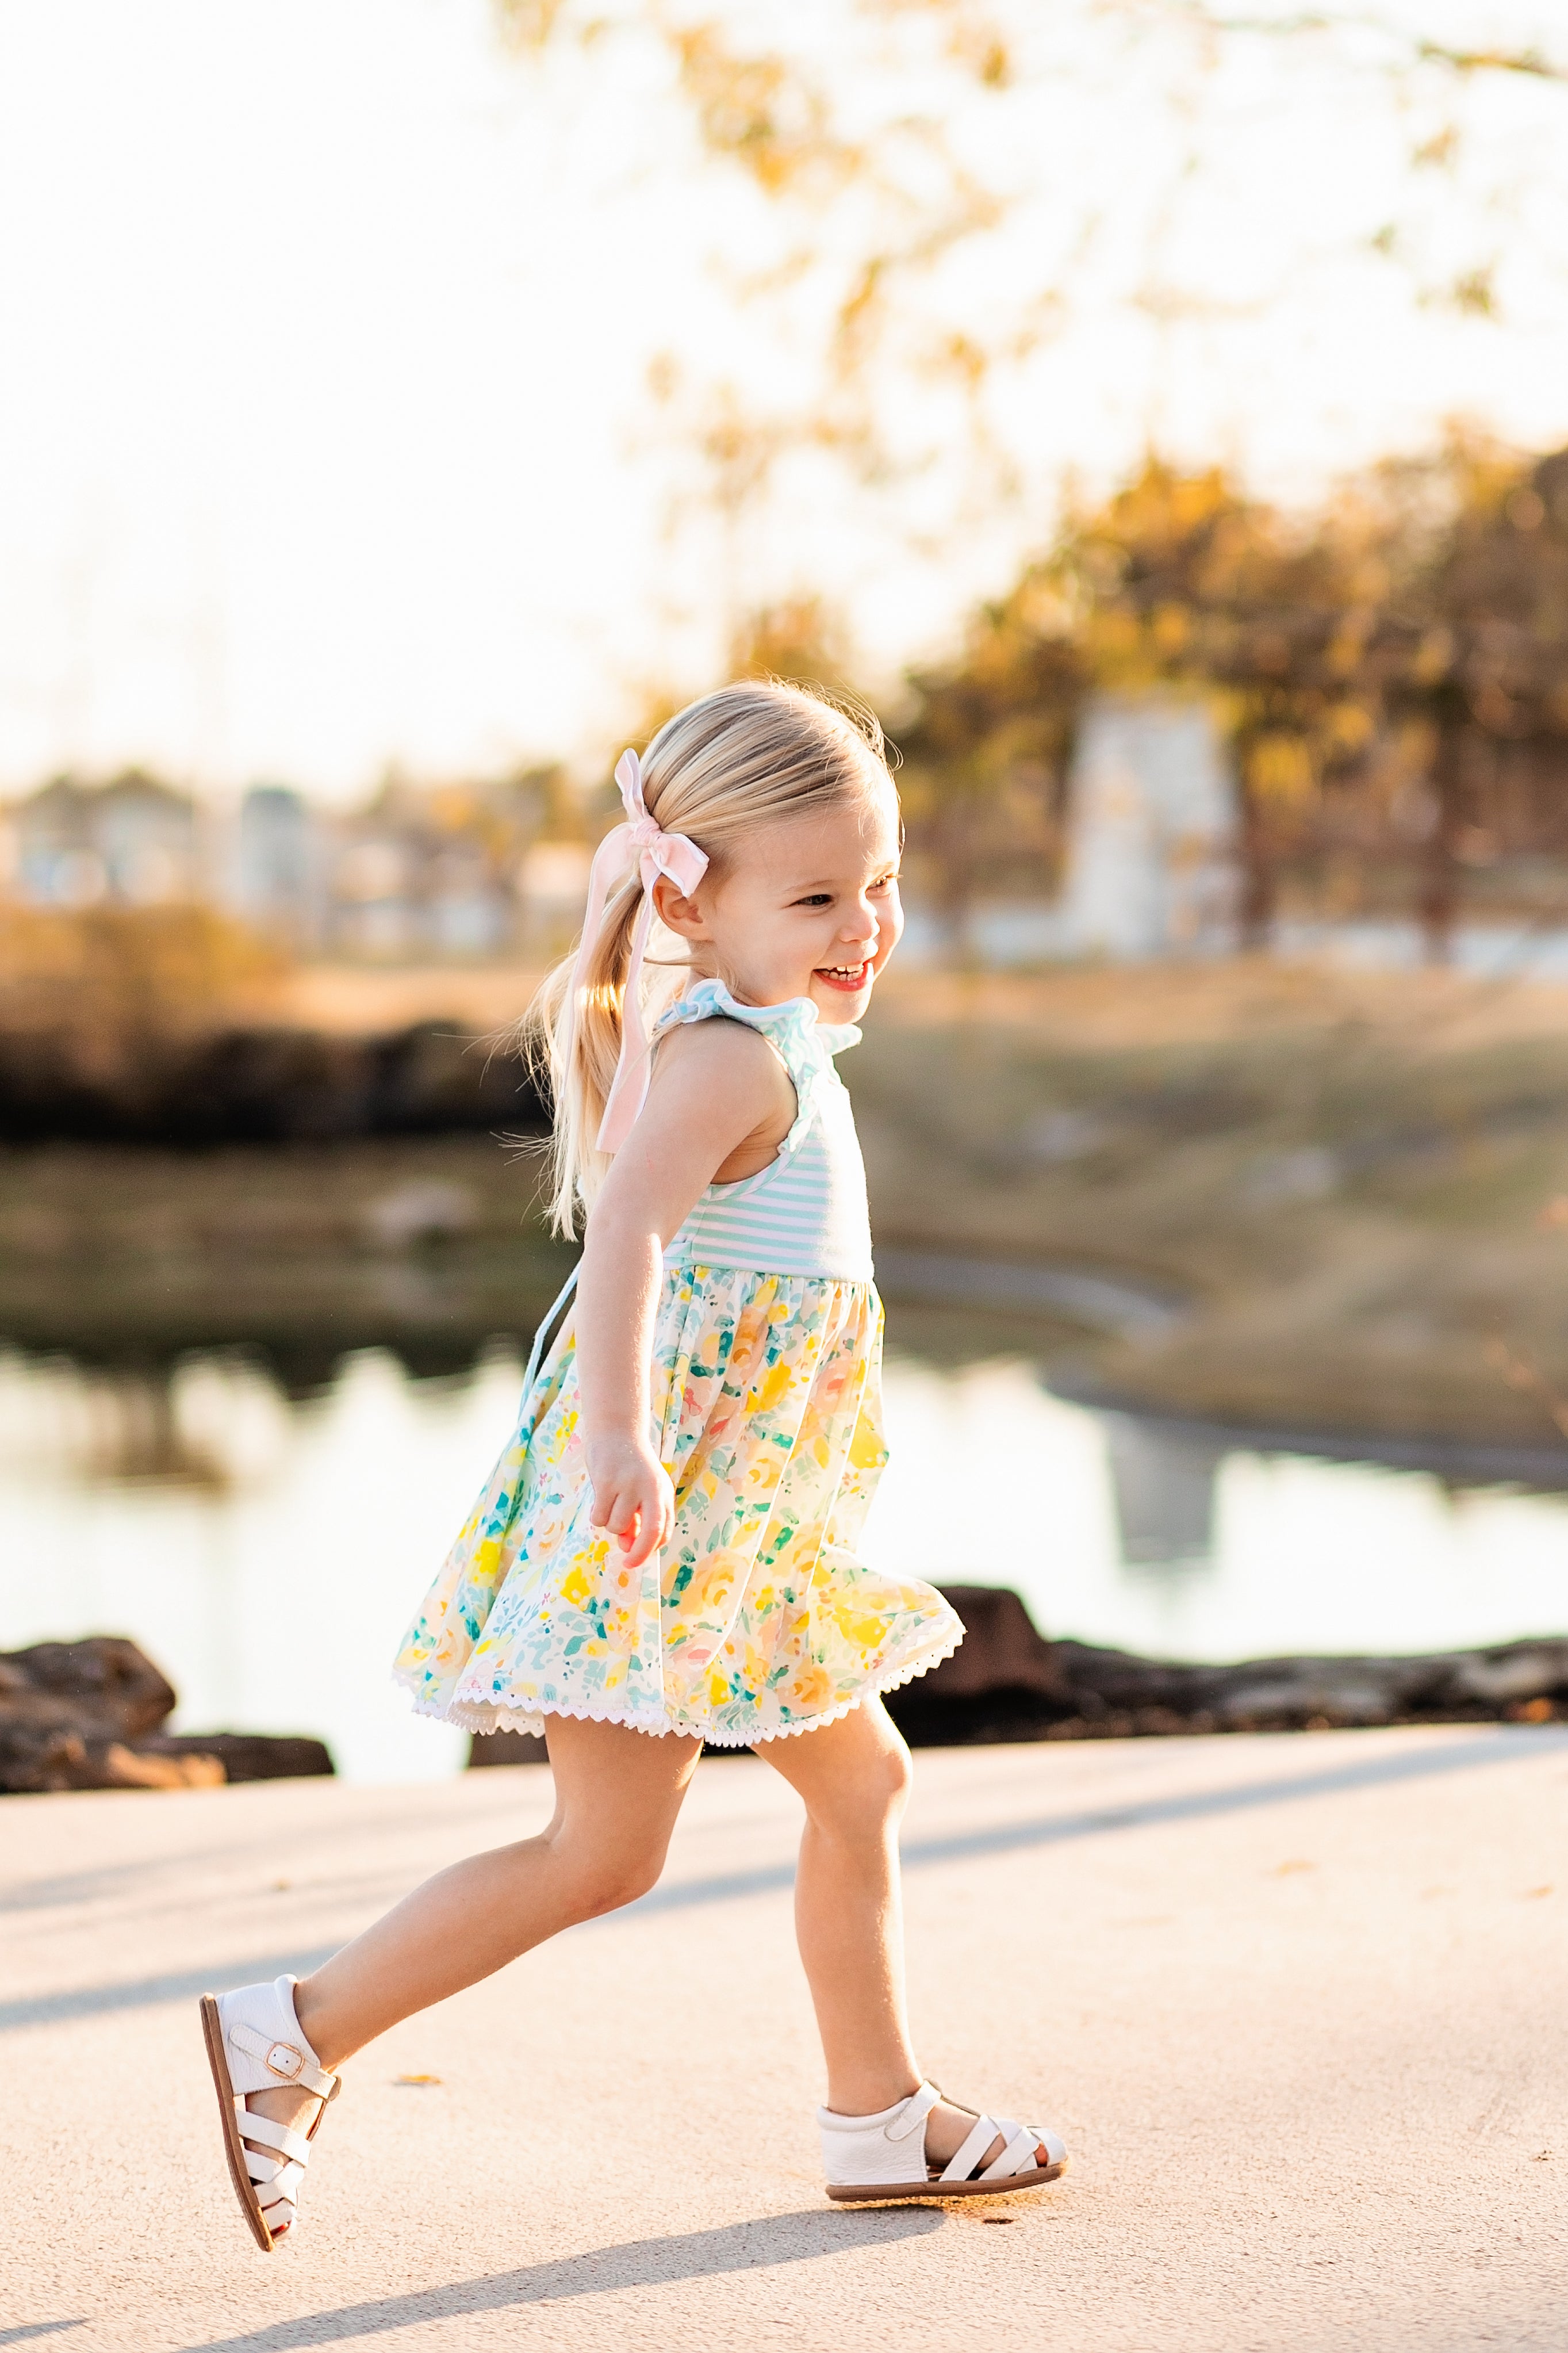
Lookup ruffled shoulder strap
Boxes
[651,977,858,1157]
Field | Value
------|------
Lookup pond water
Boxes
[4,1334,1566,1781]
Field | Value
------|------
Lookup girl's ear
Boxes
[652,873,710,939]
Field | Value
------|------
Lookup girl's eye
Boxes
[794,893,834,908]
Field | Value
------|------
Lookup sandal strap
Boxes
[979,2124,1042,2180]
[887,2080,943,2142]
[228,2019,337,2100]
[940,2111,1064,2183]
[245,2151,305,2199]
[941,2114,1004,2183]
[236,2105,315,2166]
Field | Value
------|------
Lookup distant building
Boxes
[326,797,519,961]
[427,845,510,957]
[1060,697,1237,958]
[231,785,325,946]
[2,761,592,964]
[330,826,419,958]
[517,840,593,953]
[11,774,200,906]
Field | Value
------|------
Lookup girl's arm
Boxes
[574,1020,793,1567]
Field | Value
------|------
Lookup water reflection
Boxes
[1099,1413,1223,1573]
[2,1342,1565,1782]
[0,1351,292,1489]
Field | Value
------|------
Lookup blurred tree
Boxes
[727,598,857,693]
[897,575,1085,940]
[1367,437,1568,954]
[498,4,1568,954]
[902,459,1391,940]
[495,1,1568,567]
[900,435,1568,954]
[616,598,860,771]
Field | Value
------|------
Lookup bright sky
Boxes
[1,0,1566,799]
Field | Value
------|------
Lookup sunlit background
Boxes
[5,0,1568,787]
[5,0,1568,1784]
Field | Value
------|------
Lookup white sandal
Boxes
[199,1975,340,2252]
[819,2079,1068,2203]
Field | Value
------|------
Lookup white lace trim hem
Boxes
[396,1619,963,1747]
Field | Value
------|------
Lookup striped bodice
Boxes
[653,979,875,1283]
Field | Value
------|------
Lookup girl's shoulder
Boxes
[650,981,795,1099]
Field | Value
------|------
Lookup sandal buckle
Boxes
[265,2040,305,2080]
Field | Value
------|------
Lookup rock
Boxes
[5,1636,176,1738]
[0,1636,336,1793]
[139,1732,335,1782]
[467,1730,550,1769]
[886,1585,1075,1747]
[883,1593,1568,1746]
[103,1743,227,1790]
[917,1586,1068,1701]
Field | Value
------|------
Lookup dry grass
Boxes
[856,958,1568,1449]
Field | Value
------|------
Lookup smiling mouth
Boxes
[816,962,872,992]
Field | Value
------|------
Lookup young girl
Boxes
[200,681,1068,2250]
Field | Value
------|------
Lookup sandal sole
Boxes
[827,2159,1067,2203]
[200,1994,278,2254]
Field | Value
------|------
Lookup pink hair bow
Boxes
[566,748,710,1155]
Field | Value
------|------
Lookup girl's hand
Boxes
[585,1434,675,1569]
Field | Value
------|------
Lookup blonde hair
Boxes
[527,678,893,1236]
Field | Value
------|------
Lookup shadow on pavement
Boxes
[625,1724,1567,1916]
[6,1728,1563,2034]
[0,1952,340,2034]
[173,2210,945,2349]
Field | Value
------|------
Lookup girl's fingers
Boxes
[627,1497,664,1566]
[589,1464,674,1565]
[591,1485,634,1537]
[623,1477,675,1568]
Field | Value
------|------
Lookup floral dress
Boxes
[393,980,962,1745]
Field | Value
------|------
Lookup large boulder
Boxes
[5,1635,177,1737]
[0,1637,335,1794]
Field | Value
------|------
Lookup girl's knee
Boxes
[872,1733,914,1813]
[541,1828,667,1920]
[810,1733,913,1839]
[567,1860,662,1919]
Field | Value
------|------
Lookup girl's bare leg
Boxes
[760,1693,1015,2172]
[244,1717,702,2174]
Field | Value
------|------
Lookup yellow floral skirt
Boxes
[393,1262,963,1745]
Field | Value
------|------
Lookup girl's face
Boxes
[657,785,903,1020]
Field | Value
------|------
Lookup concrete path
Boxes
[1,1725,1564,2352]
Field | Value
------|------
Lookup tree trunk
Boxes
[1417,724,1473,964]
[1236,780,1276,950]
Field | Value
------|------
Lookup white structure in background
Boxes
[1060,695,1238,958]
[231,785,325,947]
